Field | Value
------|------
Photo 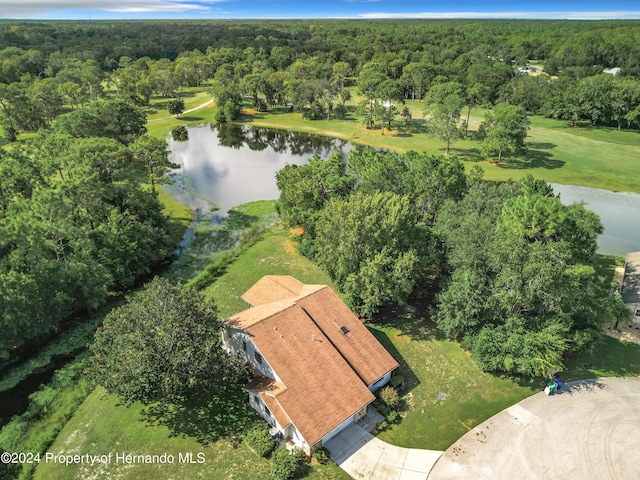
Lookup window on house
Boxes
[242,340,247,351]
[255,352,263,364]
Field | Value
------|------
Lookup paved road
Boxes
[429,377,640,480]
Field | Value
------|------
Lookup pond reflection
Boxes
[166,124,349,222]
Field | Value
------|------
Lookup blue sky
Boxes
[2,0,640,20]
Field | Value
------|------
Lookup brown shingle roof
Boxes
[296,287,399,385]
[246,377,292,428]
[242,275,324,306]
[225,276,399,446]
[245,304,374,446]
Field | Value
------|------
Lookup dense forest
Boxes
[1,20,640,142]
[276,149,604,378]
[0,19,638,372]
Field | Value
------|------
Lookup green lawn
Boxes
[203,226,335,318]
[157,186,195,247]
[563,335,640,380]
[169,200,280,285]
[145,85,218,139]
[370,317,538,450]
[34,386,348,480]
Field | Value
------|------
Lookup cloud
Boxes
[1,0,220,17]
[358,10,640,19]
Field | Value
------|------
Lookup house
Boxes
[222,275,399,455]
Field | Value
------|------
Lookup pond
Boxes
[551,183,640,257]
[165,125,638,257]
[166,124,350,222]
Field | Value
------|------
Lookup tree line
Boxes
[276,149,605,378]
[2,21,640,142]
[0,99,177,363]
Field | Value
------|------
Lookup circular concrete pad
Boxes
[429,377,640,480]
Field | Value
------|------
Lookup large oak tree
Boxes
[90,277,243,404]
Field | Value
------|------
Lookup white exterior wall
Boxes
[249,394,280,429]
[286,424,306,449]
[368,371,393,392]
[321,412,357,446]
[223,327,278,380]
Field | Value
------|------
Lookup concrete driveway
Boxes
[325,423,443,480]
[429,377,640,480]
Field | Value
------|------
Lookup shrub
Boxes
[390,375,405,389]
[334,104,347,119]
[377,420,388,431]
[270,447,300,480]
[0,357,91,479]
[243,422,275,457]
[171,125,188,141]
[0,447,21,479]
[375,402,390,417]
[312,447,330,465]
[255,99,268,112]
[380,385,399,408]
[386,410,399,423]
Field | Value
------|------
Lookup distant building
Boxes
[222,276,399,455]
[603,67,621,75]
[621,252,640,320]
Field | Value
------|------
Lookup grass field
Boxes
[144,85,217,139]
[370,317,537,450]
[34,386,349,480]
[169,200,280,285]
[203,226,335,318]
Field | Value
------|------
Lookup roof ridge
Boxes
[227,285,329,328]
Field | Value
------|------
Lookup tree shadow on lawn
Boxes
[225,210,259,230]
[448,147,483,163]
[140,382,255,446]
[392,119,428,137]
[502,149,565,170]
[368,325,421,396]
[526,141,557,150]
[177,116,204,122]
[372,294,446,343]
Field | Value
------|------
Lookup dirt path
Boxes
[148,98,215,122]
